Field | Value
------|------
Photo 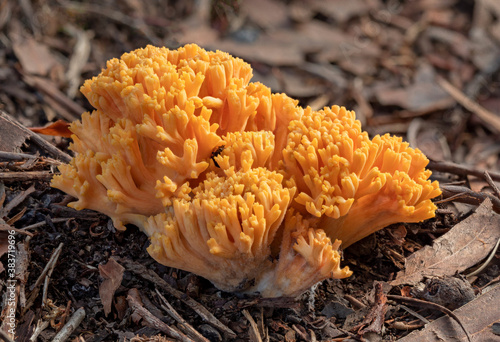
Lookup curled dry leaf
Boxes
[414,276,475,310]
[29,120,72,138]
[98,258,125,316]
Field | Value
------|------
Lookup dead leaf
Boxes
[397,284,500,342]
[425,26,471,59]
[400,286,412,297]
[310,0,381,23]
[293,21,348,53]
[289,2,314,23]
[284,329,296,342]
[0,111,32,152]
[127,288,144,324]
[357,282,387,336]
[375,63,455,112]
[472,0,500,59]
[470,28,500,73]
[11,35,58,76]
[179,25,219,46]
[99,258,125,316]
[241,0,289,30]
[29,120,72,138]
[392,198,500,286]
[281,70,322,98]
[321,301,355,320]
[114,295,128,321]
[210,39,303,66]
[416,276,475,310]
[263,20,351,58]
[387,225,407,246]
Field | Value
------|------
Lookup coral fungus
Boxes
[52,44,440,297]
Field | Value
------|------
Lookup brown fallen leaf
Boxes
[211,39,303,66]
[99,258,125,316]
[241,0,289,30]
[29,120,72,138]
[397,283,500,342]
[0,112,32,152]
[178,25,219,47]
[309,0,380,24]
[375,63,455,112]
[387,225,407,246]
[392,198,500,286]
[355,282,387,336]
[11,35,58,76]
[293,20,350,55]
[114,295,128,321]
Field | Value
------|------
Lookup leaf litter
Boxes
[392,198,500,286]
[1,0,500,341]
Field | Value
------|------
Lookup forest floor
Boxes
[1,0,500,341]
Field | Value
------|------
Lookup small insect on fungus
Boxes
[211,145,225,168]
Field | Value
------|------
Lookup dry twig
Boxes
[0,184,35,217]
[64,25,92,98]
[344,294,366,310]
[15,237,31,308]
[438,184,500,213]
[484,171,500,199]
[0,330,14,342]
[24,243,64,314]
[127,291,193,342]
[436,75,500,133]
[428,159,500,182]
[29,320,49,342]
[20,218,70,231]
[0,151,37,161]
[120,258,236,338]
[465,237,500,278]
[156,289,210,342]
[0,111,71,163]
[398,304,430,325]
[0,171,55,182]
[51,307,86,342]
[0,224,34,237]
[242,310,263,342]
[238,296,299,309]
[390,321,424,331]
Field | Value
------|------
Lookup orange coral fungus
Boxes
[282,106,441,247]
[52,44,440,297]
